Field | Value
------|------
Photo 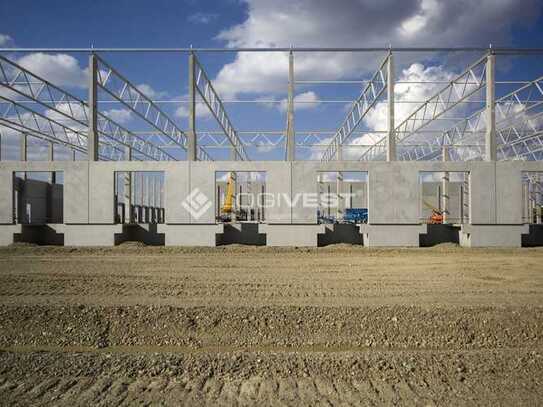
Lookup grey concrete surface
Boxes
[0,160,541,247]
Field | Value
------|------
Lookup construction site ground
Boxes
[0,243,542,406]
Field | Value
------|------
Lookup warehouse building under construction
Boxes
[0,47,542,247]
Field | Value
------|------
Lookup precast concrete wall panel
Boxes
[368,163,420,224]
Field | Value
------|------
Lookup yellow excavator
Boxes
[222,172,235,216]
[218,172,246,222]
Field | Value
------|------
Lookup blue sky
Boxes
[1,0,543,161]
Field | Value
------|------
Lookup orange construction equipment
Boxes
[423,200,443,224]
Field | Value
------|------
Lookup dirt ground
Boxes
[0,243,542,406]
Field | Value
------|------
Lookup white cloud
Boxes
[136,84,168,100]
[213,0,541,97]
[175,101,213,120]
[314,62,466,160]
[16,53,88,88]
[278,91,320,112]
[102,108,132,124]
[0,34,13,47]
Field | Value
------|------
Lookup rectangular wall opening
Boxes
[13,171,64,225]
[114,171,165,225]
[419,171,470,225]
[12,171,64,245]
[215,171,267,223]
[316,171,368,224]
[521,172,543,247]
[316,171,367,247]
[418,171,469,247]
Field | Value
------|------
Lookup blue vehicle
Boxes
[343,208,368,224]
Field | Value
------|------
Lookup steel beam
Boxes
[0,55,172,161]
[192,54,247,160]
[94,54,212,161]
[321,54,389,161]
[360,53,488,161]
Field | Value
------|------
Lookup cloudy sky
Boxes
[0,0,542,160]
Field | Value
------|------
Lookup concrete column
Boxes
[536,175,542,224]
[48,142,56,184]
[20,134,27,161]
[523,181,530,223]
[441,146,450,224]
[336,139,342,161]
[88,54,99,161]
[146,174,152,223]
[336,171,343,220]
[124,146,132,223]
[152,175,157,223]
[286,50,295,161]
[386,52,396,162]
[485,53,496,162]
[187,52,197,161]
[463,172,469,223]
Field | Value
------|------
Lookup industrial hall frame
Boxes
[0,46,542,247]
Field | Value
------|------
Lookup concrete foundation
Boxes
[157,224,223,246]
[459,225,530,247]
[63,224,122,246]
[360,224,427,247]
[260,224,325,247]
[0,225,22,246]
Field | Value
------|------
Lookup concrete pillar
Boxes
[463,172,469,223]
[336,171,343,220]
[88,54,99,161]
[20,133,27,161]
[441,146,450,224]
[536,175,542,224]
[523,181,530,223]
[145,174,151,223]
[335,139,342,161]
[386,52,396,162]
[124,146,132,224]
[187,52,197,161]
[485,53,496,162]
[286,50,295,161]
[48,142,56,184]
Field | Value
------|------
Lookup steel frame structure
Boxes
[190,53,247,160]
[0,47,542,163]
[0,55,176,161]
[400,74,543,161]
[320,53,389,161]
